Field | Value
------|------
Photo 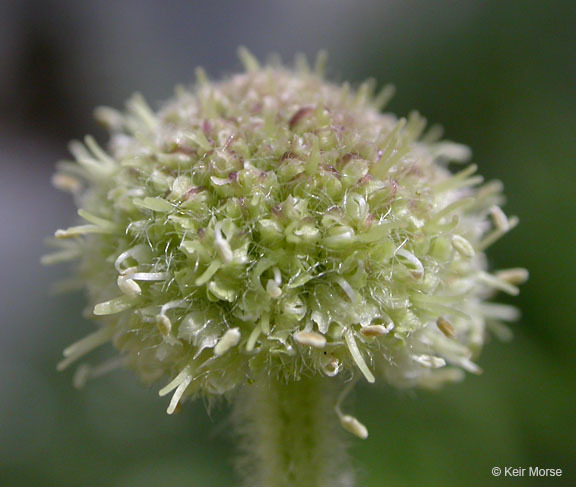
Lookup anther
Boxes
[436,317,455,338]
[293,331,326,349]
[214,328,241,356]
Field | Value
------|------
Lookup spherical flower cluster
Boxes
[48,51,526,416]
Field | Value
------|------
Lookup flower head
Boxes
[48,50,526,414]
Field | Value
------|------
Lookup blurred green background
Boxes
[1,1,574,486]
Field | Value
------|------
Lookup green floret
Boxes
[49,51,525,414]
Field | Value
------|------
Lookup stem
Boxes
[233,374,353,487]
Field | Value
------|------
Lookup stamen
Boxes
[69,140,113,177]
[156,315,172,336]
[93,296,135,315]
[434,164,482,193]
[476,180,503,199]
[293,331,326,348]
[487,321,513,342]
[57,327,112,371]
[94,106,124,130]
[73,357,124,388]
[127,93,157,130]
[133,197,174,213]
[495,268,529,285]
[418,368,466,390]
[266,279,282,298]
[478,216,519,250]
[41,247,81,265]
[373,84,395,110]
[431,198,474,223]
[459,358,483,375]
[166,374,193,414]
[214,328,241,356]
[273,267,282,285]
[355,78,376,106]
[432,142,471,162]
[344,330,375,383]
[246,324,262,352]
[52,173,82,193]
[451,234,475,258]
[413,354,446,368]
[195,261,221,286]
[260,313,270,334]
[410,296,471,321]
[159,365,193,397]
[405,110,427,141]
[156,300,187,333]
[372,119,407,177]
[320,355,341,377]
[126,272,169,281]
[333,374,368,438]
[436,317,455,338]
[55,224,113,238]
[478,271,520,296]
[84,136,115,166]
[117,275,141,297]
[167,374,193,414]
[114,245,149,272]
[336,277,358,303]
[339,414,369,440]
[480,302,520,321]
[360,325,389,337]
[396,248,424,279]
[490,206,509,231]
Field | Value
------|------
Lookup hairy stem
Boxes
[233,375,353,487]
